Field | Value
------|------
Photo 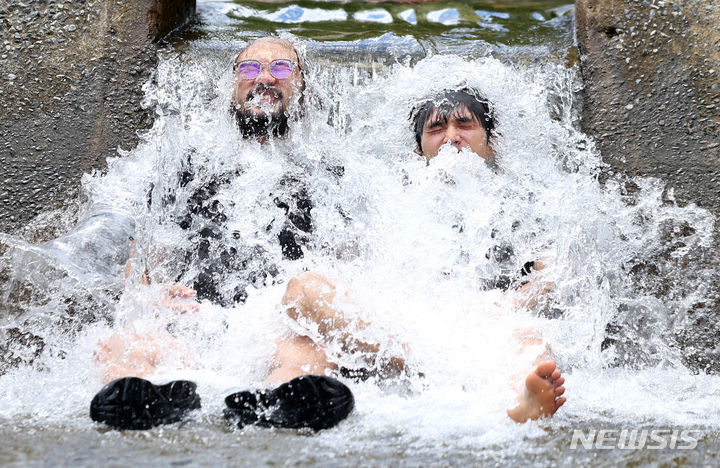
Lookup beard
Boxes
[232,85,290,139]
[233,107,290,139]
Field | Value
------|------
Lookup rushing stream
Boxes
[1,1,719,466]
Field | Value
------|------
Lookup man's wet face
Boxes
[231,39,304,138]
[420,106,493,161]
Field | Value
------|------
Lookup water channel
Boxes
[1,1,719,466]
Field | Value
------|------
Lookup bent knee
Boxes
[275,336,320,362]
[283,271,335,308]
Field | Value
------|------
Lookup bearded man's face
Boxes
[231,39,304,138]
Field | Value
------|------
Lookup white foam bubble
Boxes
[2,47,719,446]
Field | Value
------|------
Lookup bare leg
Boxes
[506,360,566,423]
[281,272,406,375]
[283,272,380,352]
[266,335,337,383]
[94,329,181,384]
[284,273,353,333]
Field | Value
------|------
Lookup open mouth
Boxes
[247,86,282,106]
[258,90,278,103]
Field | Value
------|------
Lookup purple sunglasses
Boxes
[233,59,297,80]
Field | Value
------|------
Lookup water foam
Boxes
[1,47,719,449]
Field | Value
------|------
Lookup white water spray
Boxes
[0,46,718,452]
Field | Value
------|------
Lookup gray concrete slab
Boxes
[577,0,720,373]
[576,0,720,217]
[0,0,195,236]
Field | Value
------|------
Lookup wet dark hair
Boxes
[411,87,496,152]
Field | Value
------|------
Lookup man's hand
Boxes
[161,284,200,314]
[513,279,555,311]
[513,260,555,311]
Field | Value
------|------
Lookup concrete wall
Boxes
[576,0,720,372]
[576,0,720,217]
[0,0,195,235]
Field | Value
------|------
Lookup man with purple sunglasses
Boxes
[231,37,306,139]
[90,37,359,434]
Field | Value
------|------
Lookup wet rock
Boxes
[576,0,720,373]
[0,0,195,237]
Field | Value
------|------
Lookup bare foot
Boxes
[507,360,566,423]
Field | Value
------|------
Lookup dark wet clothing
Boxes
[480,238,538,292]
[149,155,330,307]
[446,216,537,293]
[190,173,309,306]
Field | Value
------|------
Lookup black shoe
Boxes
[90,377,201,430]
[224,375,354,432]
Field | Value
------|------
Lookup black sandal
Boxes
[224,375,354,432]
[90,377,201,430]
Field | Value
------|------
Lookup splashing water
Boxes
[1,41,719,464]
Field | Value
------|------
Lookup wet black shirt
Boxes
[149,159,320,307]
[480,234,537,291]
